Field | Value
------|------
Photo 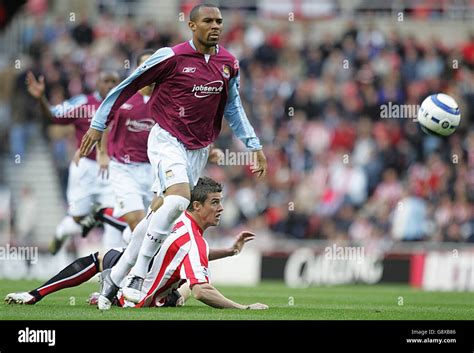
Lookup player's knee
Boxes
[164,195,190,220]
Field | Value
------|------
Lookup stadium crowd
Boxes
[1,8,474,248]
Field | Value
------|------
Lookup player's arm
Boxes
[208,231,254,261]
[207,145,224,164]
[26,71,85,123]
[185,233,267,310]
[80,47,176,157]
[96,127,110,179]
[176,232,254,306]
[26,71,52,120]
[223,73,267,177]
[192,283,267,310]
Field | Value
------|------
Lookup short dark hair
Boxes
[189,3,219,22]
[187,177,223,211]
[136,49,155,66]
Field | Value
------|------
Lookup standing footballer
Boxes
[26,70,128,253]
[79,4,267,309]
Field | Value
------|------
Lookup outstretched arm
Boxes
[26,72,54,121]
[192,282,268,310]
[209,231,255,261]
[175,232,255,306]
[26,71,87,124]
[191,231,266,309]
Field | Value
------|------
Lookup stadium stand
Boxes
[0,0,473,254]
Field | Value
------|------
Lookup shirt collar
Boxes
[188,39,219,54]
[184,211,203,235]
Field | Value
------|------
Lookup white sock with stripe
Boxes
[132,195,189,279]
[110,215,151,286]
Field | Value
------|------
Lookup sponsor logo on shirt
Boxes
[182,66,196,73]
[165,170,175,179]
[125,118,155,132]
[191,80,224,98]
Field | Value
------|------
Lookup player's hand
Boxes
[208,147,224,164]
[246,303,269,310]
[79,128,103,157]
[96,152,110,179]
[251,149,267,178]
[25,71,45,99]
[72,149,81,166]
[232,231,255,255]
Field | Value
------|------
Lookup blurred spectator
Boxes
[392,190,429,241]
[13,186,37,244]
[9,69,42,158]
[71,18,94,47]
[1,9,474,251]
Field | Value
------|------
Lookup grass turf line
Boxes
[1,280,473,320]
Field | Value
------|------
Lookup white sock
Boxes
[132,195,189,279]
[55,216,81,241]
[110,216,151,286]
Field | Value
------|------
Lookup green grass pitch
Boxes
[1,280,473,320]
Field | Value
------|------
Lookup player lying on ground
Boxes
[5,178,267,310]
[100,177,268,310]
[3,231,249,307]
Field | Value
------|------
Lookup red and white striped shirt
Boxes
[118,211,209,308]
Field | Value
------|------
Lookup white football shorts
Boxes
[109,160,153,217]
[66,158,115,216]
[147,123,210,196]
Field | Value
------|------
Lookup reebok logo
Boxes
[182,67,196,73]
[191,80,224,98]
[18,327,56,346]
